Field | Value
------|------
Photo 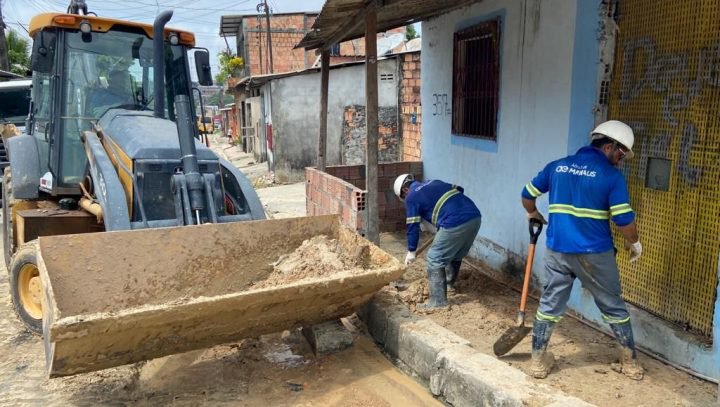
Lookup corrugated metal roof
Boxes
[297,0,480,50]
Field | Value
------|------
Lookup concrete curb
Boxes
[358,290,594,407]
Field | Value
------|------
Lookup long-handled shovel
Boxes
[493,219,543,356]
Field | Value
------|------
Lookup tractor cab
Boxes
[27,12,212,195]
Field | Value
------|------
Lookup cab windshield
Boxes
[60,27,192,185]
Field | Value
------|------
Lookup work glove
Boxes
[404,251,416,266]
[628,241,642,263]
[527,210,547,225]
[420,219,437,234]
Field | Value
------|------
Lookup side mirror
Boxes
[31,31,56,74]
[194,50,213,86]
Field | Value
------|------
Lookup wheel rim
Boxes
[18,263,43,319]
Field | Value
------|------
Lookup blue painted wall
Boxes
[421,0,576,265]
[421,0,720,380]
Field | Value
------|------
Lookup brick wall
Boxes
[306,161,423,235]
[342,105,399,165]
[338,38,365,57]
[400,51,422,161]
[242,14,367,76]
[244,14,313,75]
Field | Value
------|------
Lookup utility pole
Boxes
[263,0,273,74]
[0,1,10,72]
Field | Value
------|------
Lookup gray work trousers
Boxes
[536,248,630,324]
[426,217,482,270]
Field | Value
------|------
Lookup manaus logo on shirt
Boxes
[555,163,597,177]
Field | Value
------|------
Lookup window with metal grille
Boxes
[452,19,500,139]
[329,43,341,57]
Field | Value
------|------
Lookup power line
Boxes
[107,0,254,13]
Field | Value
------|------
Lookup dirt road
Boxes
[0,232,440,406]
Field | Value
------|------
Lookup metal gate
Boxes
[608,0,720,338]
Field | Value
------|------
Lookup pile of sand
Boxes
[253,235,376,289]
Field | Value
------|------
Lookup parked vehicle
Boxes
[0,78,31,203]
[0,79,31,132]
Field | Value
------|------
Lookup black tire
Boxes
[2,167,14,270]
[9,241,43,335]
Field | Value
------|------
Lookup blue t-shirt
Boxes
[405,180,481,251]
[521,146,634,253]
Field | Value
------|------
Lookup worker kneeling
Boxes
[394,174,482,311]
[521,120,644,381]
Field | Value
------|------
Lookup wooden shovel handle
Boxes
[519,243,535,312]
[519,219,543,312]
[416,235,434,255]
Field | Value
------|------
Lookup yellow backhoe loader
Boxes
[4,1,403,377]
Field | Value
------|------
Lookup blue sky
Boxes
[3,0,328,74]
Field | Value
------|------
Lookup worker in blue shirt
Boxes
[394,175,482,311]
[521,120,644,381]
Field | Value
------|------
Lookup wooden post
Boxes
[318,51,330,171]
[365,9,379,244]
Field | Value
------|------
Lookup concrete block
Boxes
[302,320,354,356]
[431,346,592,407]
[360,290,416,356]
[397,319,471,381]
[363,292,594,407]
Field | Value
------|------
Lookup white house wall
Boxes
[267,59,399,174]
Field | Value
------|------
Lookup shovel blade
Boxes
[493,325,532,356]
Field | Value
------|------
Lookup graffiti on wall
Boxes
[618,37,720,186]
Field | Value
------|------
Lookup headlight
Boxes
[80,20,92,34]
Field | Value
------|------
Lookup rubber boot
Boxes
[530,319,556,379]
[609,321,644,380]
[446,260,462,295]
[416,268,448,312]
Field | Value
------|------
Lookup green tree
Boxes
[6,29,29,75]
[405,24,418,41]
[214,50,244,84]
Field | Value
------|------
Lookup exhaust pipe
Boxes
[153,10,173,118]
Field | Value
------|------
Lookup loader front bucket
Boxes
[36,215,404,377]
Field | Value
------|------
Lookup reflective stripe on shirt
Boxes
[525,182,543,198]
[549,204,610,220]
[406,216,421,224]
[431,188,460,225]
[610,203,633,216]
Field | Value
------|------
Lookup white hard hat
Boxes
[393,173,414,201]
[591,120,635,159]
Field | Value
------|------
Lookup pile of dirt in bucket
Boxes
[253,235,379,289]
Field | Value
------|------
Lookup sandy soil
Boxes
[256,235,377,289]
[380,232,718,407]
